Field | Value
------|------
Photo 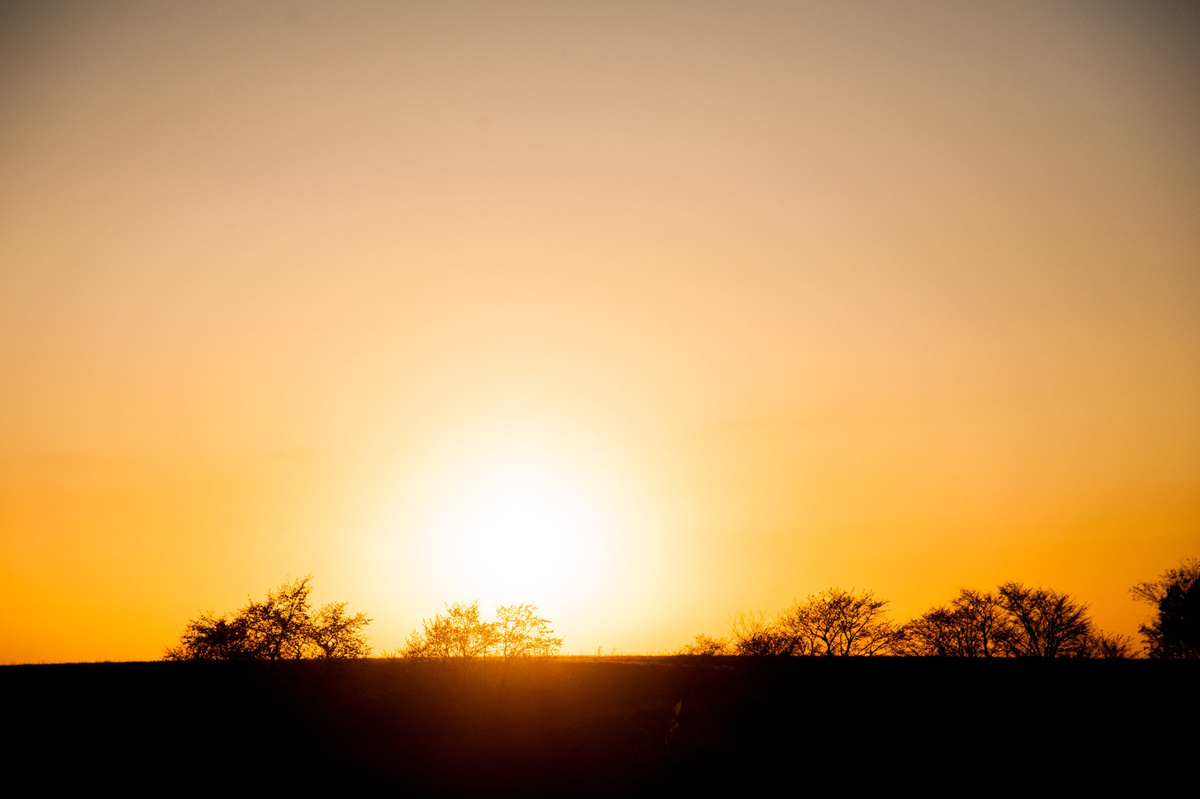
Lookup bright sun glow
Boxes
[422,447,613,609]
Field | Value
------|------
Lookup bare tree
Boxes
[908,588,1009,657]
[727,609,797,656]
[1131,557,1200,659]
[780,588,905,656]
[1080,629,1136,659]
[996,582,1092,658]
[905,607,959,657]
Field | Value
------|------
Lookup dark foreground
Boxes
[7,656,1195,795]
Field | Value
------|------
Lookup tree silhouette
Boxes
[1080,628,1136,658]
[165,575,371,660]
[727,609,797,656]
[908,584,1133,658]
[907,588,1009,657]
[405,601,497,662]
[494,603,563,661]
[779,588,905,656]
[242,574,316,660]
[404,601,563,663]
[676,633,731,656]
[1131,557,1200,658]
[165,611,257,661]
[995,582,1092,658]
[309,601,373,659]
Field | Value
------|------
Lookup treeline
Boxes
[680,558,1199,659]
[684,583,1130,658]
[166,584,564,663]
[165,557,1198,661]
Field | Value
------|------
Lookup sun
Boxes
[427,452,609,607]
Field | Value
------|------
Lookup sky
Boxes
[2,1,1198,663]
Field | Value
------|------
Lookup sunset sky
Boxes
[2,1,1198,663]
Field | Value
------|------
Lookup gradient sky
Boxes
[2,1,1198,663]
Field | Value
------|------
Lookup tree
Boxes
[1080,629,1136,659]
[907,584,1132,659]
[241,574,316,660]
[996,582,1092,658]
[907,588,1009,657]
[1131,557,1200,658]
[779,588,905,656]
[405,601,497,662]
[404,602,564,667]
[727,609,797,656]
[165,575,372,661]
[494,603,563,661]
[309,602,373,659]
[676,633,731,656]
[165,611,256,661]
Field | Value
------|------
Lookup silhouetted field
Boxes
[7,657,1194,794]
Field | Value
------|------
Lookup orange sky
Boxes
[2,1,1198,663]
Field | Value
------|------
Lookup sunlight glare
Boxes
[429,450,610,607]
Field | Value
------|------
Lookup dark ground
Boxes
[6,656,1195,795]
